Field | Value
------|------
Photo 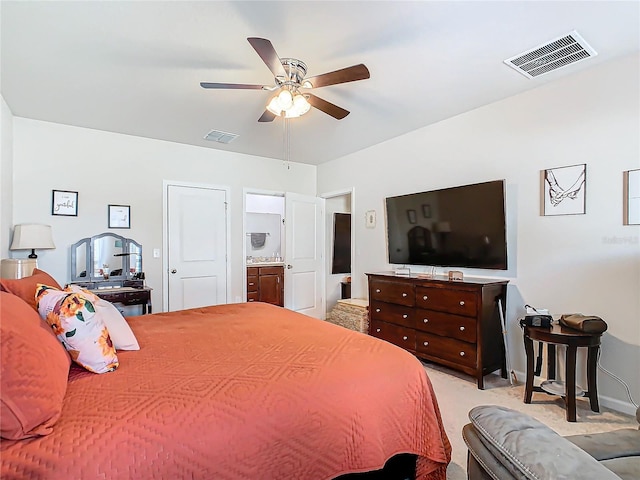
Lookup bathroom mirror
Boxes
[70,233,143,282]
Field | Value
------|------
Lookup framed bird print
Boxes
[108,204,131,228]
[542,164,586,216]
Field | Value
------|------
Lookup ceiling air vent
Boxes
[504,30,597,79]
[204,129,239,144]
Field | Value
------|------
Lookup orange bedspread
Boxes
[1,303,450,479]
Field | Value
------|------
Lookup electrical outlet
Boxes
[153,248,160,258]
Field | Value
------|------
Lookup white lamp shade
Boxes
[10,224,56,250]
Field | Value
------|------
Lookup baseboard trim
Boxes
[599,395,637,416]
[510,369,636,416]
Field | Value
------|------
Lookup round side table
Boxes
[523,323,602,422]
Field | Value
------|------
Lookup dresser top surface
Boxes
[366,271,509,286]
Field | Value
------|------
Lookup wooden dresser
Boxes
[247,265,284,307]
[367,272,508,389]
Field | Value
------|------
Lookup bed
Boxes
[1,285,450,479]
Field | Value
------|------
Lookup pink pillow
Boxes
[0,291,71,440]
[0,268,62,311]
[36,285,119,374]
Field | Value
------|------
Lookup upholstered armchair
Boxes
[462,405,640,480]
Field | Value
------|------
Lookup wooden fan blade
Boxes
[303,64,370,89]
[258,110,277,123]
[247,37,286,78]
[306,94,350,120]
[200,82,266,90]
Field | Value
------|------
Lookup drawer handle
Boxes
[459,301,465,306]
[423,341,429,346]
[423,295,428,300]
[423,318,429,323]
[248,282,255,286]
[402,314,408,319]
[459,326,465,331]
[376,328,381,333]
[460,351,465,357]
[376,289,381,293]
[402,293,407,297]
[403,336,408,341]
[376,308,381,313]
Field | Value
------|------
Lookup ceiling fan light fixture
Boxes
[277,89,294,109]
[266,90,310,118]
[288,94,311,117]
[266,95,284,116]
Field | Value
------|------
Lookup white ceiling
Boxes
[2,1,639,166]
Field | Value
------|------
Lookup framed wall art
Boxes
[542,163,586,216]
[623,169,639,225]
[108,205,131,229]
[52,190,78,216]
[422,204,432,218]
[407,209,417,224]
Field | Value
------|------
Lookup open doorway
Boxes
[323,189,354,317]
[244,192,285,306]
[244,190,325,318]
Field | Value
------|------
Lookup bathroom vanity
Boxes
[247,264,284,307]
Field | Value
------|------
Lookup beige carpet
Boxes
[422,362,638,480]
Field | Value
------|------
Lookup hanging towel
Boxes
[251,233,267,249]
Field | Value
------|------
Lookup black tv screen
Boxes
[385,180,507,270]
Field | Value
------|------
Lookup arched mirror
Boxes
[72,238,91,279]
[70,233,143,283]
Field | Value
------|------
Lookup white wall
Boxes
[0,96,13,255]
[10,119,316,309]
[318,54,640,413]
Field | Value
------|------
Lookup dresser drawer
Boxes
[259,266,283,275]
[370,301,414,328]
[247,275,258,293]
[247,267,259,276]
[96,290,149,305]
[415,309,476,343]
[416,332,476,368]
[247,291,259,302]
[370,319,416,350]
[415,286,477,316]
[370,279,415,306]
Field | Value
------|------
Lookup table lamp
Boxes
[10,224,56,258]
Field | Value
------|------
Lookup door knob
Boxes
[171,269,177,274]
[286,264,293,269]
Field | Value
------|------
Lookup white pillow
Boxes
[66,285,140,351]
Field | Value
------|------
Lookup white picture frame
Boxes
[108,204,130,229]
[542,164,586,216]
[52,190,78,216]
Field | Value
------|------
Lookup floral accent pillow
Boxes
[65,285,140,350]
[36,285,119,374]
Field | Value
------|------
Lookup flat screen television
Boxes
[385,180,507,270]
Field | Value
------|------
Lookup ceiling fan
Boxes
[200,37,370,122]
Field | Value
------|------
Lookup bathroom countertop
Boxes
[246,261,285,267]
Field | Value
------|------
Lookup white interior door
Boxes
[284,192,324,318]
[167,184,228,311]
